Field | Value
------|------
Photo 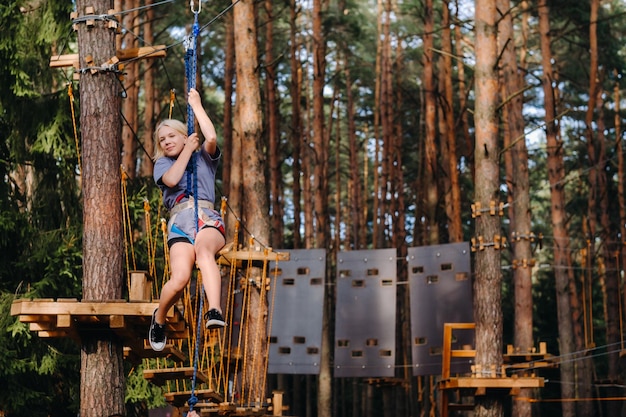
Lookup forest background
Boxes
[1,0,626,416]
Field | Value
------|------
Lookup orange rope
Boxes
[121,168,136,291]
[168,89,175,119]
[67,83,81,174]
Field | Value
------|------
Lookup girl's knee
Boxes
[165,275,189,292]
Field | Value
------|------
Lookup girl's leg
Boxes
[155,241,195,324]
[194,227,226,312]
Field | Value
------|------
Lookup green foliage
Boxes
[0,293,80,417]
[125,362,167,410]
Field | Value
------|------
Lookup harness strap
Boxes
[170,198,214,217]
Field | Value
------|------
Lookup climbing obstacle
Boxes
[437,323,554,417]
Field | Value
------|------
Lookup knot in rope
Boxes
[187,393,198,411]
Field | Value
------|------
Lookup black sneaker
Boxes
[149,309,166,351]
[205,309,226,329]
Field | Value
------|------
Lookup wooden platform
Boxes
[10,298,188,356]
[438,323,546,417]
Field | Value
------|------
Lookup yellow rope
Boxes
[157,218,169,301]
[224,220,240,401]
[247,247,270,404]
[168,89,175,119]
[143,199,158,279]
[240,238,256,405]
[67,83,81,174]
[260,252,279,401]
[121,167,136,292]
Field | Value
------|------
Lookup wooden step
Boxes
[143,367,208,386]
[163,388,224,407]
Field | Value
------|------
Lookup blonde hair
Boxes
[152,119,187,161]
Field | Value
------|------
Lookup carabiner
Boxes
[190,0,201,14]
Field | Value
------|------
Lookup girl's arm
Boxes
[188,88,218,155]
[159,133,199,187]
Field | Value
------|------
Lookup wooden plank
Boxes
[30,322,55,331]
[451,349,476,358]
[438,376,544,390]
[50,45,166,69]
[11,300,165,317]
[125,343,186,362]
[17,314,54,323]
[143,367,208,386]
[116,45,166,60]
[219,249,290,263]
[57,314,72,328]
[163,388,223,407]
[109,315,125,328]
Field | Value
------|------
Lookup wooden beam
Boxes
[11,299,165,317]
[49,45,167,69]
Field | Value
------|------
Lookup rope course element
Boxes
[183,5,202,412]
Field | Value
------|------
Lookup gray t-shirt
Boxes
[153,146,221,210]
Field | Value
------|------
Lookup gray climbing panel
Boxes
[408,242,474,376]
[334,248,397,378]
[267,249,326,374]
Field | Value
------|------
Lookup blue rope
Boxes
[185,11,203,414]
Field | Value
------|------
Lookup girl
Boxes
[149,88,226,351]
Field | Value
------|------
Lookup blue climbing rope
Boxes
[185,6,202,414]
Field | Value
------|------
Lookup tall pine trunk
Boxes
[497,2,533,416]
[264,0,284,248]
[473,1,503,416]
[222,10,234,212]
[422,0,438,245]
[288,0,302,249]
[538,2,576,416]
[121,0,139,178]
[140,0,155,177]
[311,0,331,416]
[442,0,462,243]
[76,0,125,415]
[232,0,269,402]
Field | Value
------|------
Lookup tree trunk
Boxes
[372,0,383,247]
[311,0,331,413]
[577,1,601,414]
[441,0,462,243]
[497,2,533,416]
[473,1,503,416]
[538,2,576,416]
[264,0,283,248]
[288,0,302,249]
[345,58,361,249]
[222,9,234,211]
[302,32,314,249]
[76,0,125,415]
[596,87,621,417]
[140,0,155,177]
[455,0,472,174]
[232,0,269,403]
[422,0,438,245]
[615,74,626,417]
[121,0,139,178]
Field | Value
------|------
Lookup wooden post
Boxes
[129,270,153,302]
